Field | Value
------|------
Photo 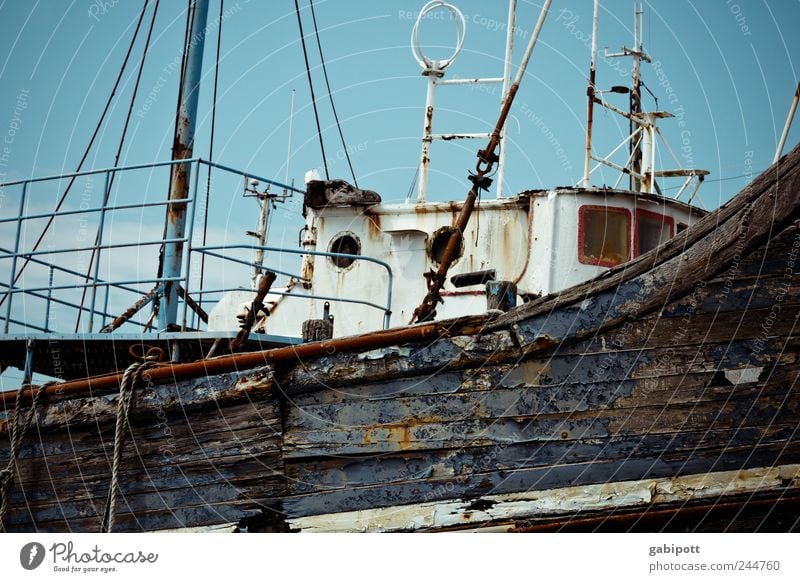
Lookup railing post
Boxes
[88,170,111,332]
[181,160,200,331]
[44,266,54,332]
[4,181,28,333]
[384,269,393,329]
[102,281,110,329]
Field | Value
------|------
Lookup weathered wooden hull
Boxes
[2,145,800,532]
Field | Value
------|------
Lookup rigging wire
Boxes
[198,0,225,313]
[294,0,329,179]
[404,165,419,203]
[0,0,152,310]
[75,0,161,332]
[308,0,358,187]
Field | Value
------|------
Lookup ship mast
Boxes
[582,0,600,187]
[582,2,708,198]
[159,0,210,331]
[605,2,650,191]
[629,3,645,191]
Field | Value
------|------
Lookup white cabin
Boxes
[208,187,702,338]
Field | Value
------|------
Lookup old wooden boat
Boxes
[1,0,799,533]
[1,142,799,532]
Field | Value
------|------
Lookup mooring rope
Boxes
[101,360,157,533]
[0,382,51,532]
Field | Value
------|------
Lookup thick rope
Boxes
[0,382,50,532]
[101,360,156,533]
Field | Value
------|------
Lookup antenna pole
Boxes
[774,81,800,164]
[251,91,296,288]
[583,0,600,187]
[629,2,643,190]
[496,0,517,198]
[159,0,210,331]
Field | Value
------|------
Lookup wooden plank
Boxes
[0,366,275,435]
[285,424,797,495]
[285,363,798,435]
[0,395,286,532]
[279,441,800,518]
[285,464,800,532]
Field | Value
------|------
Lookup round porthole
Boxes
[429,226,462,265]
[328,232,361,269]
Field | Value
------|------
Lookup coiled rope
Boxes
[100,360,157,533]
[0,382,52,532]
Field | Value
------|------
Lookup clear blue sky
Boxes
[0,0,798,340]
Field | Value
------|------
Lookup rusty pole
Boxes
[411,0,552,324]
[629,2,643,191]
[159,0,210,330]
[230,270,276,352]
[583,0,599,188]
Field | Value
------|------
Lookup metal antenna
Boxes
[774,81,800,164]
[583,0,600,187]
[585,3,708,198]
[495,0,517,198]
[629,2,644,191]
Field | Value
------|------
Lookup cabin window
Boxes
[578,205,631,267]
[635,209,674,256]
[328,232,361,269]
[677,222,688,234]
[429,226,463,265]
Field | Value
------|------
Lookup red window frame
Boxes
[634,208,674,257]
[578,205,632,268]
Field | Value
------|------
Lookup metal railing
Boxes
[194,245,393,329]
[0,158,393,335]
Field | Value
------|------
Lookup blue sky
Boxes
[0,0,798,338]
[0,1,798,207]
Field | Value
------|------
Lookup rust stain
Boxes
[365,212,382,240]
[424,106,433,134]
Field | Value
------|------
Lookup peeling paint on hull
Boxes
[286,464,800,532]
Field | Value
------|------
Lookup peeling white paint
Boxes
[288,464,800,532]
[210,190,698,339]
[724,366,763,385]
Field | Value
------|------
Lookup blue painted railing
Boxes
[0,159,392,334]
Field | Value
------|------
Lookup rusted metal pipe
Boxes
[0,315,488,407]
[230,271,275,352]
[177,285,208,324]
[100,285,160,332]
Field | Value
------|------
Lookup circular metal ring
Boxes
[411,1,466,72]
